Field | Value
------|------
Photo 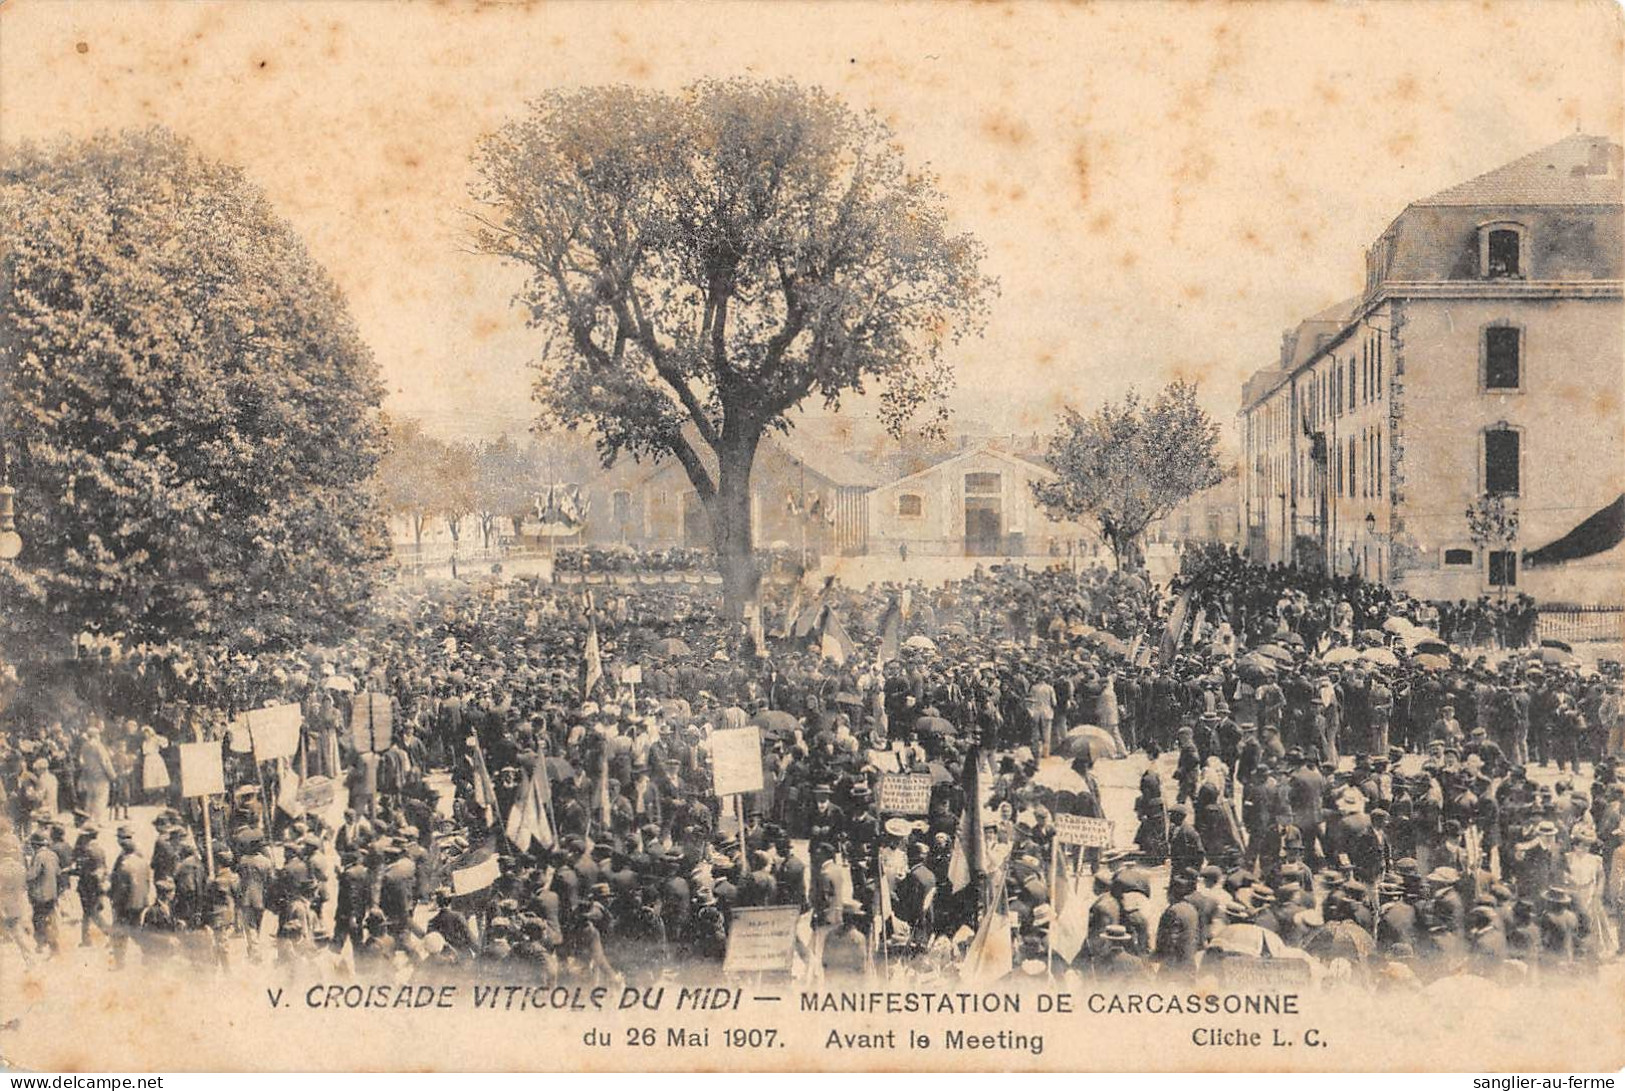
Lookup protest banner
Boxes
[350,692,393,753]
[1220,956,1314,990]
[710,725,764,796]
[866,748,902,774]
[721,905,800,975]
[248,703,303,761]
[878,773,934,815]
[1054,814,1113,847]
[178,740,226,798]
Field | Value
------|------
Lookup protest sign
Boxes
[350,692,393,753]
[1054,814,1113,847]
[878,773,934,815]
[1220,956,1314,990]
[178,740,226,797]
[710,725,764,796]
[721,905,800,975]
[866,749,902,774]
[296,775,338,815]
[248,703,303,761]
[622,664,643,685]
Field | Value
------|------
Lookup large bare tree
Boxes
[470,78,991,614]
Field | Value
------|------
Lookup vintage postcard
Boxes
[1,0,1623,1075]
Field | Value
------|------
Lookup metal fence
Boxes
[1537,605,1625,645]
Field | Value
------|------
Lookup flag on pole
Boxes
[778,584,805,640]
[818,605,854,666]
[468,735,497,826]
[582,593,603,701]
[449,839,500,896]
[1159,590,1192,664]
[877,595,902,665]
[504,768,555,853]
[960,863,1013,984]
[948,749,987,893]
[1049,857,1091,964]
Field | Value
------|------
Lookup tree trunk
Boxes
[709,437,761,620]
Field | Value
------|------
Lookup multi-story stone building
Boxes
[1239,133,1624,604]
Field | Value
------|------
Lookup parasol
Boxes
[1030,756,1091,793]
[903,635,938,652]
[1359,646,1400,668]
[927,762,954,785]
[1382,617,1415,634]
[324,675,357,693]
[751,710,801,737]
[1237,657,1277,683]
[1539,638,1574,653]
[1256,644,1295,664]
[914,715,956,736]
[1322,647,1360,665]
[1359,629,1388,644]
[1281,631,1306,647]
[651,637,692,658]
[544,756,576,781]
[1206,923,1300,959]
[1410,638,1451,656]
[1414,653,1451,671]
[1091,633,1130,656]
[1060,725,1124,761]
[1531,646,1581,668]
[1302,920,1376,962]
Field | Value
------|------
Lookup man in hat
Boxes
[72,825,111,948]
[25,831,61,957]
[108,825,151,969]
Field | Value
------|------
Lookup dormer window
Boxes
[1479,221,1526,279]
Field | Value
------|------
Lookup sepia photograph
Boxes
[0,0,1622,1076]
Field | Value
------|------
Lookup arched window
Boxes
[1479,221,1527,279]
[897,494,923,518]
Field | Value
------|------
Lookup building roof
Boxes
[771,436,888,489]
[874,443,1055,493]
[1413,133,1623,208]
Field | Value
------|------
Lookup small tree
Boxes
[474,434,542,549]
[1466,492,1520,602]
[470,78,992,616]
[1031,381,1225,570]
[439,441,478,551]
[378,417,446,552]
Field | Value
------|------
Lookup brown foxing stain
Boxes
[980,111,1031,147]
[1391,74,1420,102]
[75,40,90,54]
[1385,129,1417,160]
[1088,210,1114,235]
[1070,142,1092,204]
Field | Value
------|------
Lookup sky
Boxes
[3,0,1621,452]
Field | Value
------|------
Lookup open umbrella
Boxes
[1206,923,1299,959]
[1060,725,1124,761]
[1256,644,1295,664]
[324,675,357,693]
[1414,653,1451,671]
[1302,919,1376,962]
[1281,631,1306,648]
[1382,617,1415,635]
[1411,638,1451,656]
[1359,646,1400,668]
[751,710,800,738]
[1322,646,1360,665]
[651,637,692,658]
[914,715,956,736]
[1540,638,1574,653]
[1532,646,1581,668]
[1359,629,1388,644]
[1030,756,1092,793]
[903,635,938,652]
[544,756,576,781]
[1237,657,1277,683]
[927,762,954,785]
[1091,633,1130,656]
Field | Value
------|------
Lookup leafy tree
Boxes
[470,78,992,614]
[378,417,446,553]
[0,128,388,655]
[439,441,478,551]
[1031,381,1225,569]
[474,434,543,548]
[1466,492,1520,602]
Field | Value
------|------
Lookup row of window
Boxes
[1444,546,1518,587]
[893,472,1004,518]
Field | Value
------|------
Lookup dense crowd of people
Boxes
[2,545,1622,990]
